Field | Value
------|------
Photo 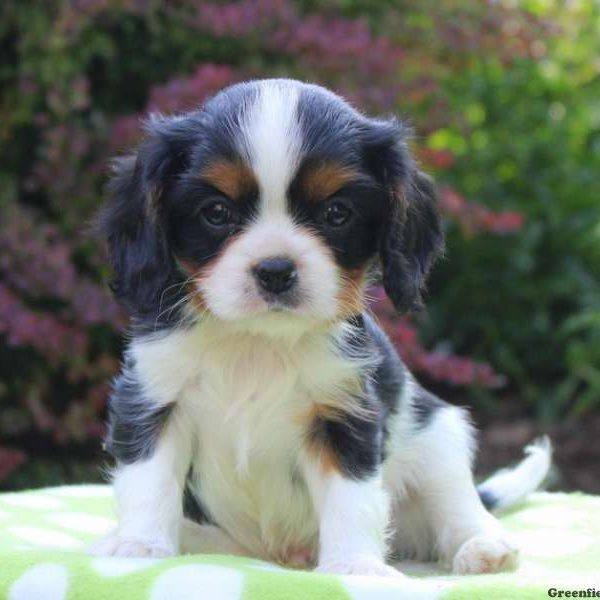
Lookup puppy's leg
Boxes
[414,406,518,574]
[89,413,192,558]
[303,461,401,577]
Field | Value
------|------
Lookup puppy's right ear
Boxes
[360,117,444,313]
[98,117,197,322]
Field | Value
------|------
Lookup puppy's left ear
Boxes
[364,119,445,313]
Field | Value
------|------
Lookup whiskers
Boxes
[153,272,208,332]
[337,270,370,315]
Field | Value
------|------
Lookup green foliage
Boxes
[420,2,600,420]
[0,0,598,489]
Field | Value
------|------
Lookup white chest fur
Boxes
[130,317,365,558]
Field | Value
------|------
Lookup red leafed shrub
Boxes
[147,64,237,114]
[0,448,27,484]
[0,210,122,464]
[1,0,560,486]
[110,64,240,151]
[370,288,505,389]
[438,188,524,236]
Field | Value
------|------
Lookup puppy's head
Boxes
[101,79,443,333]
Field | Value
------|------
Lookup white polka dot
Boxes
[516,506,582,528]
[9,564,68,600]
[508,571,599,587]
[1,494,65,510]
[343,575,447,600]
[248,561,289,572]
[542,573,600,587]
[46,512,115,535]
[514,529,595,557]
[92,556,160,577]
[8,526,83,550]
[528,492,572,506]
[150,565,244,600]
[392,560,445,577]
[0,509,10,520]
[46,485,113,498]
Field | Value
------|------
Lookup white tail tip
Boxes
[478,436,553,513]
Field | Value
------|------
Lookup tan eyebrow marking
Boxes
[301,162,362,203]
[200,160,257,201]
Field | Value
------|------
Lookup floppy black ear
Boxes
[379,168,444,313]
[98,117,196,325]
[363,119,444,313]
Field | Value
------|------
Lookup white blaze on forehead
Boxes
[240,81,302,217]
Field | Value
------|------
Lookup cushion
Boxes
[0,486,598,599]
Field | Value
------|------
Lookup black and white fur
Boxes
[90,79,551,576]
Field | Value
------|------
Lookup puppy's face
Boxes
[102,80,443,332]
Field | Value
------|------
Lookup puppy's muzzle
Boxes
[253,256,298,295]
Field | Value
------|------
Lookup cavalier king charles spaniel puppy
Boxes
[90,79,551,577]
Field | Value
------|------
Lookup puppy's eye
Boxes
[201,200,234,227]
[324,200,353,227]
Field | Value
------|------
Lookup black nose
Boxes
[253,257,297,294]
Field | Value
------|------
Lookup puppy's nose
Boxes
[253,257,297,294]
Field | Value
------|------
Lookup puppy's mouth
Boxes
[257,289,301,312]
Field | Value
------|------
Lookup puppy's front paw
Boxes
[452,534,519,575]
[279,546,315,568]
[88,531,175,558]
[317,557,404,578]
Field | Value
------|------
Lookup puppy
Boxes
[90,79,551,576]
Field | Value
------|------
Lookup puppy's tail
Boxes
[477,436,552,513]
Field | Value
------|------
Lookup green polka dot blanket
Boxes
[0,486,598,600]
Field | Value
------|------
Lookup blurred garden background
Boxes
[0,0,599,493]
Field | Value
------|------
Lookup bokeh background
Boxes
[1,0,599,493]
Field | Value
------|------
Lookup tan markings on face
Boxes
[177,258,220,313]
[175,231,243,316]
[185,280,207,313]
[301,163,361,203]
[176,259,208,313]
[336,266,368,319]
[200,160,257,201]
